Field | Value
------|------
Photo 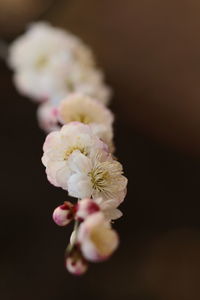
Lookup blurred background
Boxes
[1,0,200,299]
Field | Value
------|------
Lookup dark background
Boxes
[1,1,200,299]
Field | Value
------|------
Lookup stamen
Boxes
[70,114,91,124]
[36,56,48,68]
[64,146,88,160]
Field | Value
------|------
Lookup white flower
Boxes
[13,66,111,104]
[59,93,114,147]
[67,151,127,201]
[37,94,114,152]
[52,202,74,226]
[37,102,60,132]
[8,22,111,104]
[8,22,94,72]
[59,93,113,127]
[42,123,108,189]
[77,212,119,262]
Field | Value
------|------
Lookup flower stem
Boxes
[65,199,80,256]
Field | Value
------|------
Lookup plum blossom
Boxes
[52,202,74,226]
[66,151,127,201]
[77,212,119,262]
[59,93,114,147]
[8,22,111,104]
[59,93,113,127]
[66,249,88,275]
[42,122,108,189]
[38,93,114,152]
[13,66,111,105]
[8,22,94,72]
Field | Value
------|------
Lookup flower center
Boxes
[71,113,91,124]
[63,146,88,160]
[88,160,125,198]
[66,80,75,92]
[89,166,110,192]
[36,56,48,69]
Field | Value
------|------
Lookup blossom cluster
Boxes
[8,22,128,275]
[42,120,127,275]
[8,22,111,132]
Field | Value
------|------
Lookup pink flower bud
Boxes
[75,198,100,221]
[53,202,74,226]
[66,250,88,276]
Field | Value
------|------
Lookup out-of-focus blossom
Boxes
[37,102,60,132]
[38,93,114,151]
[59,93,113,127]
[42,123,108,189]
[13,66,111,104]
[77,212,119,262]
[59,93,114,148]
[75,198,100,222]
[8,22,111,104]
[66,249,88,275]
[52,202,74,226]
[67,151,128,201]
[94,198,123,221]
[75,197,122,222]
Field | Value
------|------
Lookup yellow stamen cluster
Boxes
[89,160,125,198]
[69,113,92,124]
[64,146,88,160]
[36,55,48,69]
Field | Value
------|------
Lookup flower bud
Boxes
[53,202,74,226]
[66,249,88,276]
[75,198,100,222]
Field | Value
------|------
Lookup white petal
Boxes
[67,173,92,199]
[68,151,92,174]
[104,209,123,221]
[55,164,72,190]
